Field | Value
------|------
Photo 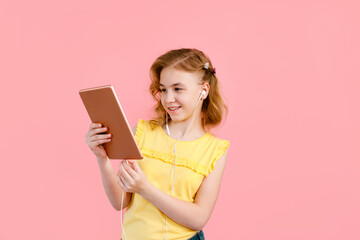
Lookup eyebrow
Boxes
[159,82,184,87]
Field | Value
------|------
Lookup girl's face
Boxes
[159,67,206,124]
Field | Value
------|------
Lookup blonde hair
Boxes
[149,48,228,131]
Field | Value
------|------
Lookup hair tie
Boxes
[203,62,216,75]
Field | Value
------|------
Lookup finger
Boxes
[87,133,112,143]
[89,127,109,138]
[118,160,128,172]
[127,160,135,165]
[119,160,132,172]
[120,175,130,191]
[126,160,137,170]
[89,138,111,148]
[118,161,125,175]
[129,160,142,173]
[119,160,126,168]
[117,176,126,191]
[86,123,100,138]
[116,167,123,177]
[119,162,133,182]
[117,168,126,186]
[89,123,102,131]
[94,136,112,143]
[90,132,111,142]
[123,161,137,178]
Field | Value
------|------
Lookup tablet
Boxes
[79,85,143,160]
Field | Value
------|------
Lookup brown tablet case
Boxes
[79,85,143,160]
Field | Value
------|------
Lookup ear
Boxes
[202,83,210,100]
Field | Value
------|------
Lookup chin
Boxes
[169,114,192,123]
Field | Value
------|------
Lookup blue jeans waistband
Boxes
[187,230,205,240]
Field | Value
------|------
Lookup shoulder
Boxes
[131,119,160,136]
[207,134,229,169]
[132,118,168,151]
[205,132,230,150]
[132,119,147,145]
[189,133,229,176]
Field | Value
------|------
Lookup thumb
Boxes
[128,160,141,172]
[127,160,136,165]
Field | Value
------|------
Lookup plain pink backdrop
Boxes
[1,0,359,239]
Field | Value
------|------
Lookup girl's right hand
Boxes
[85,123,112,160]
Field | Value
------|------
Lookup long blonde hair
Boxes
[149,48,228,131]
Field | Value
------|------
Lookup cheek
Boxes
[160,97,166,109]
[180,95,194,105]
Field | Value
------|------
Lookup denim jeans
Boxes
[187,230,205,240]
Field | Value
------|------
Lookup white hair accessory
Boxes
[203,62,216,74]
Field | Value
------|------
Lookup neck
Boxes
[165,114,206,141]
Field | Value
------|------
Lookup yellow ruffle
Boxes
[134,119,145,145]
[135,118,230,177]
[210,140,230,174]
[141,148,211,176]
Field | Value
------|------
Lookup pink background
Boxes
[1,0,359,239]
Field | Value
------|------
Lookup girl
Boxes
[85,48,230,240]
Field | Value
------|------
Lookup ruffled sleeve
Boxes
[208,140,230,176]
[134,119,145,148]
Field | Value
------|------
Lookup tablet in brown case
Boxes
[79,85,143,160]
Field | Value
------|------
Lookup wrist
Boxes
[96,156,109,168]
[138,180,153,198]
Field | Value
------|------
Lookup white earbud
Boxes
[199,90,206,100]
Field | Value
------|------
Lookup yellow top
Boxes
[122,119,230,240]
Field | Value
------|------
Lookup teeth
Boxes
[169,107,180,110]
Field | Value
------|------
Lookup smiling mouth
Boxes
[168,106,181,111]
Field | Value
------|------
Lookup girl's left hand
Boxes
[116,160,149,195]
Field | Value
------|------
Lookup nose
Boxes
[163,91,175,103]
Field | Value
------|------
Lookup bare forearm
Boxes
[139,183,205,231]
[97,157,131,211]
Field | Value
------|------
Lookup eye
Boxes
[160,89,167,93]
[175,87,182,91]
